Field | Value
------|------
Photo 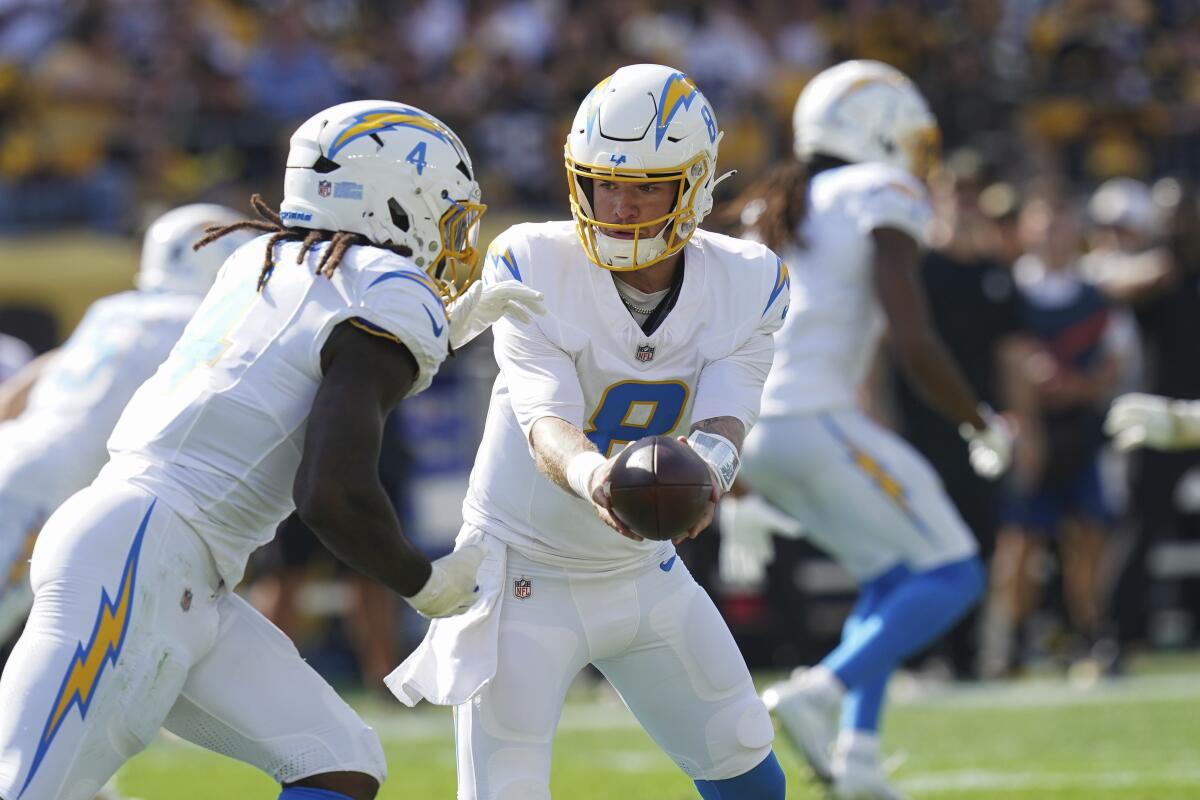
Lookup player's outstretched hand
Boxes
[717,493,804,586]
[1105,392,1182,451]
[404,543,485,619]
[447,280,546,349]
[959,405,1014,480]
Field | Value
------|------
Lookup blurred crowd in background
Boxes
[5,0,1200,227]
[2,0,1200,691]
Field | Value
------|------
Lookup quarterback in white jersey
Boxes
[0,205,253,645]
[389,64,788,800]
[724,62,1012,799]
[0,101,541,800]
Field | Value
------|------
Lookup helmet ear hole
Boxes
[388,199,411,232]
[313,156,340,173]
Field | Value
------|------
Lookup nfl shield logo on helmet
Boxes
[318,180,332,198]
[514,577,532,600]
[636,344,655,363]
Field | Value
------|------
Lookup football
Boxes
[606,435,714,540]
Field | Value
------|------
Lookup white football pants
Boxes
[454,543,774,800]
[741,409,977,581]
[0,483,386,800]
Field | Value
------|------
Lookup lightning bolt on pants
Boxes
[0,483,219,800]
[0,481,388,800]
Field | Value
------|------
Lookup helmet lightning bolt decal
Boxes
[655,73,698,150]
[328,107,465,161]
[19,501,153,798]
[584,76,613,143]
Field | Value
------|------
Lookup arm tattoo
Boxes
[530,416,599,494]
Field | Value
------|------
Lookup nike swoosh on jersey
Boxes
[659,555,677,572]
[423,306,444,337]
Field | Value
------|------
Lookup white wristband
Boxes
[566,451,607,500]
[687,430,740,494]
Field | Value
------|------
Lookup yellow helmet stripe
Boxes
[328,108,463,161]
[655,72,698,149]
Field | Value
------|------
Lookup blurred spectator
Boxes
[980,194,1138,677]
[239,11,349,125]
[6,1,1200,225]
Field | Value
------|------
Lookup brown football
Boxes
[607,435,713,541]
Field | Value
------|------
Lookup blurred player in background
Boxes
[0,204,254,651]
[721,61,1012,799]
[389,64,789,800]
[0,99,542,800]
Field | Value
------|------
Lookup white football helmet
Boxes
[793,60,940,179]
[136,204,252,295]
[565,64,725,271]
[280,99,486,301]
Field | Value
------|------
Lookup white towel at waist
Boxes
[386,527,507,707]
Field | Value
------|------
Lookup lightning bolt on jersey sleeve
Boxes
[691,255,788,429]
[318,251,450,397]
[851,164,933,246]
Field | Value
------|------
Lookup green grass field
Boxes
[112,653,1200,799]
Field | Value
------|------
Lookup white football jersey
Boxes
[464,222,789,570]
[101,236,449,587]
[0,291,202,516]
[760,162,932,416]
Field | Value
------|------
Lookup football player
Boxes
[0,100,542,800]
[722,61,1012,799]
[0,204,256,647]
[387,64,789,799]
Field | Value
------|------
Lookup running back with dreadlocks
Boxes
[194,194,413,292]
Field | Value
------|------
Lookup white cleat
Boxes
[831,731,905,800]
[762,667,843,784]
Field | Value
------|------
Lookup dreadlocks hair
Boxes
[193,193,413,292]
[715,155,851,253]
[715,160,810,253]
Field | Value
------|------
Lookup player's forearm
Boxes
[530,415,599,494]
[298,483,432,596]
[690,416,746,452]
[893,336,986,430]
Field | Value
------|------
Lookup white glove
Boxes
[404,543,485,619]
[959,405,1014,480]
[717,494,804,587]
[447,280,545,349]
[1104,392,1200,451]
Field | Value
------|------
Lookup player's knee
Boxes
[694,751,786,799]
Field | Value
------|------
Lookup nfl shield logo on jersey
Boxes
[514,577,532,599]
[318,180,332,198]
[636,344,655,363]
